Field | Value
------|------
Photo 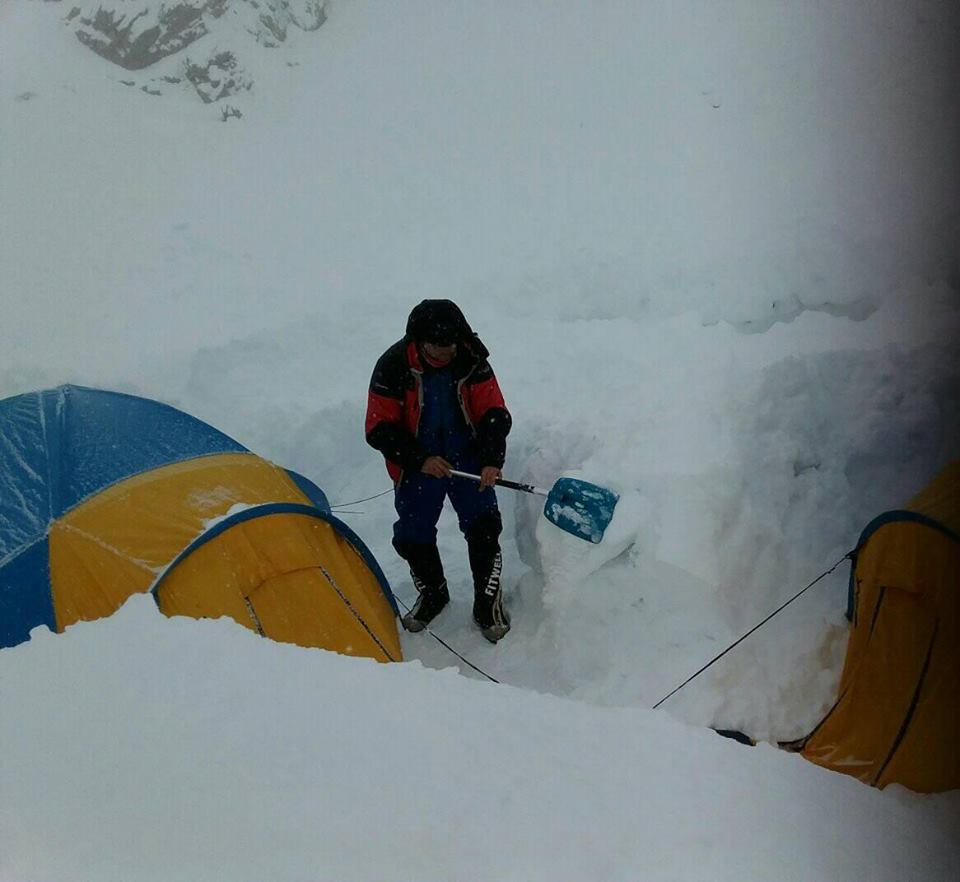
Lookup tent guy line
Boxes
[329,487,395,510]
[653,552,852,710]
[393,593,501,684]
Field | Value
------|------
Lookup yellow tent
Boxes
[797,460,959,792]
[1,386,401,663]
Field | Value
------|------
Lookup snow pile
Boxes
[1,597,958,882]
[531,484,649,606]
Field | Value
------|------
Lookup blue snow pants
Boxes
[393,467,499,546]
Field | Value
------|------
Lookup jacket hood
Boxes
[404,299,489,360]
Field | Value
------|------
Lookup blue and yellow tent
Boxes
[0,385,401,661]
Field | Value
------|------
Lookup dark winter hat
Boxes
[405,299,471,345]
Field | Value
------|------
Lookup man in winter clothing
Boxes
[365,299,512,642]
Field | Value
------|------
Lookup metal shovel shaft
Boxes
[449,469,549,497]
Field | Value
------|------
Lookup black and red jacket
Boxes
[365,335,511,483]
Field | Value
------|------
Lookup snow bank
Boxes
[1,598,957,882]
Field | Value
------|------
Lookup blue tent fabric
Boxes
[0,385,247,561]
[0,539,54,648]
[284,470,331,512]
[0,393,53,562]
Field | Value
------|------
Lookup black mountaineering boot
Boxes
[472,549,509,643]
[467,512,510,643]
[393,539,450,632]
[402,571,450,632]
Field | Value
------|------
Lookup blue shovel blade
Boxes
[543,477,619,544]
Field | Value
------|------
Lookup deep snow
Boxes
[1,0,959,879]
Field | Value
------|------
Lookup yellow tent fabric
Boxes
[45,449,401,663]
[155,510,402,662]
[800,460,959,792]
[49,453,312,632]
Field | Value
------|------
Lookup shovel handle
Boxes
[449,469,549,497]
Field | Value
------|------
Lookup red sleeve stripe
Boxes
[464,376,506,421]
[365,390,405,435]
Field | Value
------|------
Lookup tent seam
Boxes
[795,577,888,749]
[314,561,398,662]
[872,618,940,787]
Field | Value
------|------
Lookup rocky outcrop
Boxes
[73,1,229,70]
[249,0,327,47]
[184,50,251,103]
[69,0,327,68]
[57,0,328,117]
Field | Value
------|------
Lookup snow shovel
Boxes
[450,469,619,544]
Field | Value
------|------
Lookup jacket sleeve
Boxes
[465,361,511,469]
[365,352,428,473]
